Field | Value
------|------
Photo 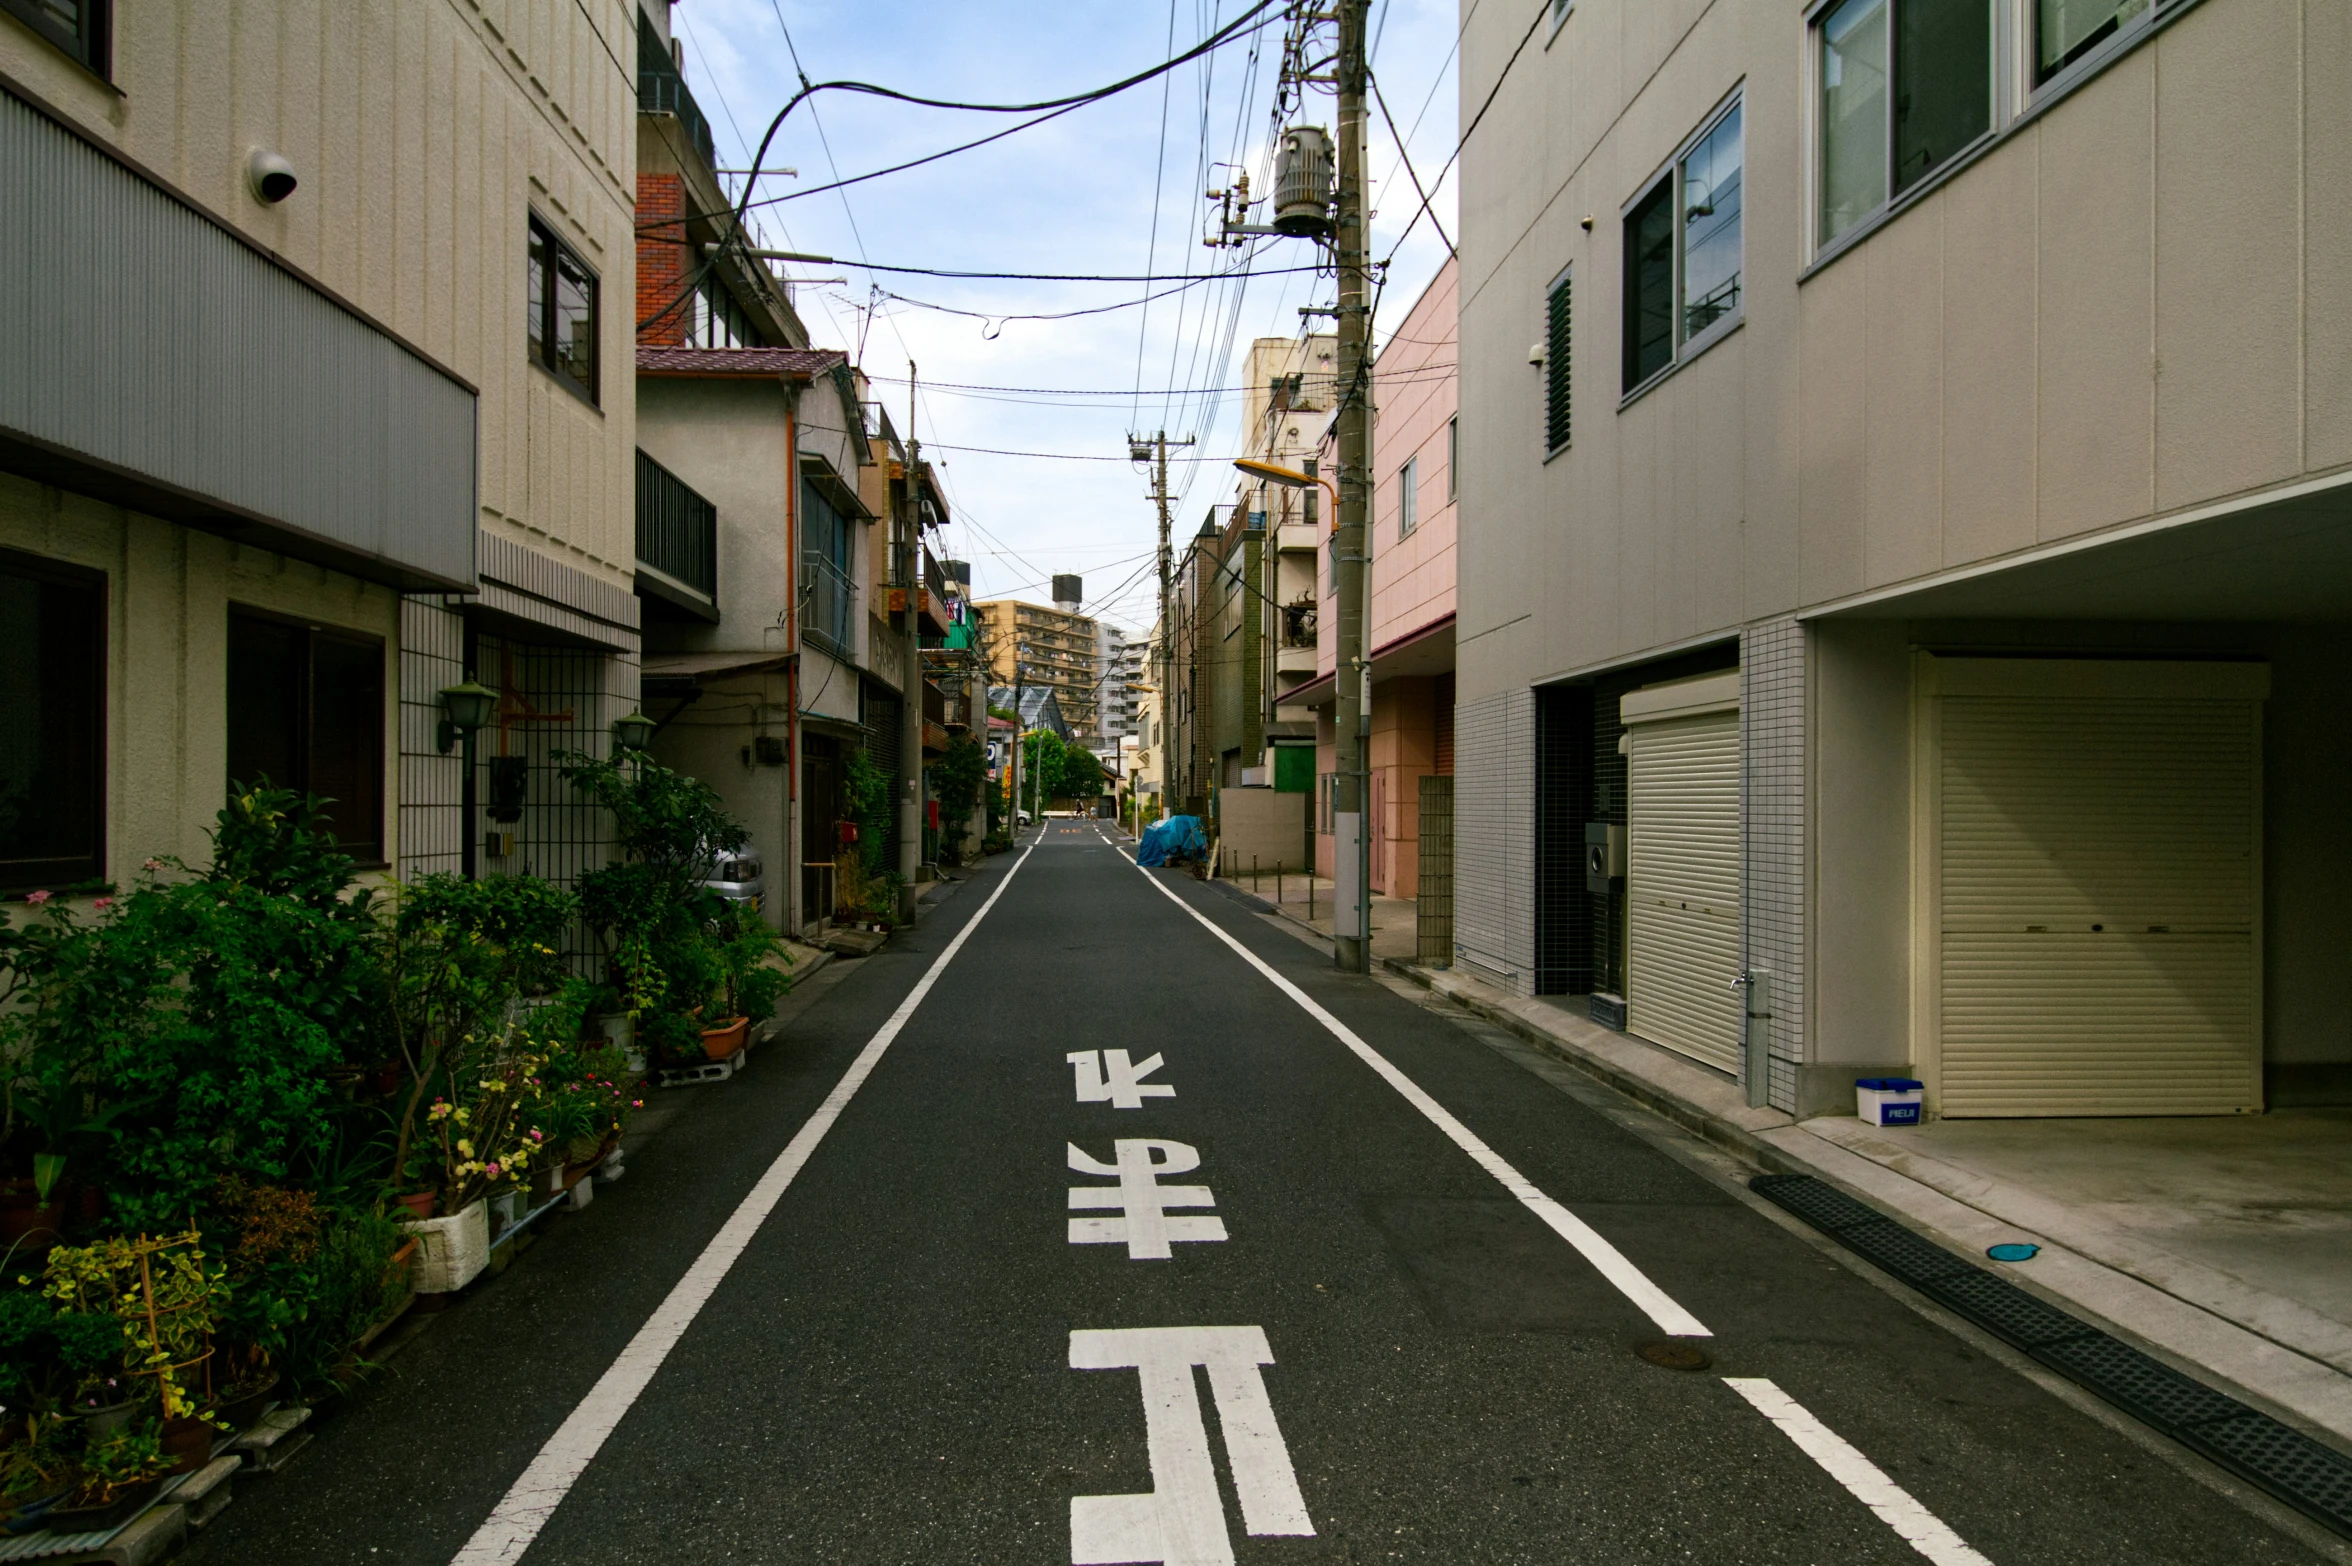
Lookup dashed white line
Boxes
[449,841,1041,1566]
[1723,1378,1995,1565]
[1129,862,1709,1339]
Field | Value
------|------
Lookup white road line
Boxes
[1130,865,1709,1339]
[449,843,1040,1566]
[1723,1378,1994,1565]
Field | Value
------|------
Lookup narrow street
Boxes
[182,824,2327,1565]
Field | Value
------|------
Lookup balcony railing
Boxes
[802,550,856,657]
[638,15,717,172]
[634,449,717,602]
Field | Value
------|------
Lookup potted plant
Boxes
[48,1423,170,1532]
[702,905,790,1061]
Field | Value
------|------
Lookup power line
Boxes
[1371,69,1455,260]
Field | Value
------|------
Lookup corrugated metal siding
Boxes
[0,91,476,589]
[1939,694,2259,1115]
[1628,709,1742,1072]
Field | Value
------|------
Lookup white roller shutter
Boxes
[1625,673,1742,1074]
[1929,659,2265,1117]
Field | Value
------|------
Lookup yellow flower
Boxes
[456,1139,474,1158]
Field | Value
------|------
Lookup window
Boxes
[0,550,105,889]
[1,0,109,76]
[1817,0,1993,248]
[527,215,599,403]
[226,608,385,864]
[1397,458,1418,539]
[1447,416,1459,500]
[686,273,757,349]
[1545,268,1573,451]
[1622,99,1742,395]
[800,477,858,655]
[2037,0,2168,84]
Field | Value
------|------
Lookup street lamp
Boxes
[437,680,499,754]
[611,710,658,753]
[1231,457,1338,530]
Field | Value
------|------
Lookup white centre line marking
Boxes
[1069,1139,1227,1259]
[1070,1326,1314,1565]
[1723,1378,1994,1565]
[1130,863,1709,1339]
[449,842,1041,1566]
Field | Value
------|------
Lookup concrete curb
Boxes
[1380,955,2352,1458]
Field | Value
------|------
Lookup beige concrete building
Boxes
[975,596,1101,741]
[1,0,642,897]
[1456,0,2352,1119]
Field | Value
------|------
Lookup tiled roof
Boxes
[636,346,848,377]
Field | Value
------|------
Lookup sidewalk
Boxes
[1371,958,2352,1456]
[1216,864,1423,964]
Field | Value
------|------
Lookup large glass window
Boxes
[526,215,599,403]
[686,274,756,349]
[1623,98,1741,394]
[226,609,385,864]
[0,551,104,890]
[1,0,109,76]
[1818,0,1993,248]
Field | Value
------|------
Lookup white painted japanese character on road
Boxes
[1068,1141,1226,1260]
[1068,1049,1176,1109]
[1069,1326,1314,1566]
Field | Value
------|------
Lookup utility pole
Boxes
[1009,649,1024,841]
[1133,428,1193,826]
[898,365,924,923]
[1331,0,1373,974]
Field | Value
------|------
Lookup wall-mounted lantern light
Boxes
[437,680,499,753]
[612,710,658,753]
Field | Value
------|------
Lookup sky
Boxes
[665,0,1463,636]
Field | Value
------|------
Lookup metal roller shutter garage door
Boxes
[1625,673,1742,1074]
[1929,659,2266,1117]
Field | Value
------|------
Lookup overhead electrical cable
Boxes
[1132,0,1184,424]
[1384,0,1548,266]
[1371,70,1455,259]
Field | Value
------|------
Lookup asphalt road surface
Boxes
[187,821,2340,1564]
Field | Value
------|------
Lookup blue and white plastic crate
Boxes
[1855,1077,1924,1126]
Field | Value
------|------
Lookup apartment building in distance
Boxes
[975,584,1100,743]
[1,0,641,898]
[1455,0,2352,1120]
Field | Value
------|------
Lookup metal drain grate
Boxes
[2033,1334,2252,1430]
[1751,1174,2352,1540]
[1917,1268,2096,1349]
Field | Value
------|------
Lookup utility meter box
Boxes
[1585,822,1626,895]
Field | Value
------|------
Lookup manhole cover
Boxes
[1634,1340,1712,1372]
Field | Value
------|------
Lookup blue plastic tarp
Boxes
[1136,815,1207,867]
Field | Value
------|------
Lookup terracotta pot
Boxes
[700,1016,750,1061]
[396,1190,436,1220]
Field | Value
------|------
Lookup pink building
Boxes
[1309,257,1458,898]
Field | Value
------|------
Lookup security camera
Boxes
[1528,342,1546,368]
[248,149,298,205]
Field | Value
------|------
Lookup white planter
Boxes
[402,1198,489,1293]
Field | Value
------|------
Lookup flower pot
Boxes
[396,1190,436,1221]
[530,1164,564,1201]
[75,1397,137,1442]
[400,1198,489,1294]
[3,1490,66,1536]
[159,1415,214,1474]
[213,1370,280,1433]
[700,1016,750,1061]
[47,1478,161,1534]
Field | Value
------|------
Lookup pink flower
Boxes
[23,891,49,906]
[484,1163,501,1178]
[142,858,163,872]
[91,897,113,911]
[529,1129,543,1141]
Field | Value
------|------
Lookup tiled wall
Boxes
[1741,618,1806,1113]
[397,597,467,882]
[1453,687,1534,992]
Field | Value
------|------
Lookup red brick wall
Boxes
[636,173,689,346]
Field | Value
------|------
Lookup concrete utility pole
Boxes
[1009,652,1024,841]
[1141,428,1193,826]
[1331,0,1373,974]
[898,366,923,923]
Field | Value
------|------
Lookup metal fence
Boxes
[633,449,717,600]
[802,550,856,657]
